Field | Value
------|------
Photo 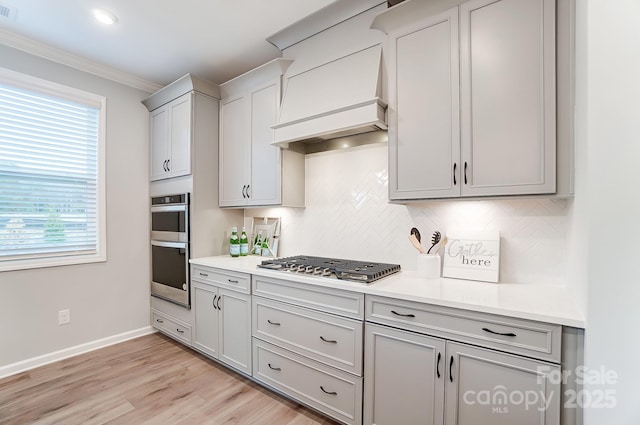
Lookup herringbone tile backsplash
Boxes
[251,143,571,285]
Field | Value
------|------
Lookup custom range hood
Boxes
[271,44,387,149]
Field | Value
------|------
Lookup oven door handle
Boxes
[151,205,188,213]
[151,240,187,249]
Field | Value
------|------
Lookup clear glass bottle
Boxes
[252,231,263,255]
[229,226,240,257]
[239,227,249,256]
[261,236,270,257]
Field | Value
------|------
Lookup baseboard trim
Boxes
[0,326,157,379]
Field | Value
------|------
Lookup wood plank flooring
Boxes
[0,333,339,424]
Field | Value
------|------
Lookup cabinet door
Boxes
[389,7,460,200]
[166,93,192,179]
[218,288,251,375]
[150,106,169,181]
[459,0,556,196]
[364,323,445,425]
[219,95,248,207]
[192,284,219,358]
[445,341,560,425]
[248,80,282,206]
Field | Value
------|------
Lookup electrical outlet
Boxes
[58,309,70,325]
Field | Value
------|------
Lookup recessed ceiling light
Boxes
[93,8,117,25]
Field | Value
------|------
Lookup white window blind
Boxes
[0,68,106,270]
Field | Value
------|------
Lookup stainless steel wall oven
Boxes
[150,193,190,308]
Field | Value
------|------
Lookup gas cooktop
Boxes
[257,255,401,283]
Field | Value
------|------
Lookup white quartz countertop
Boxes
[190,255,585,328]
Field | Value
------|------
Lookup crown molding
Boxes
[0,28,162,93]
[267,0,386,50]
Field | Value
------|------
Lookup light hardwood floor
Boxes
[0,333,339,424]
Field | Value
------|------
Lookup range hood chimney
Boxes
[271,44,387,149]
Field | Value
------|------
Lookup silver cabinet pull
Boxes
[267,319,281,326]
[320,336,337,344]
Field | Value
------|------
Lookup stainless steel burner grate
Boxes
[258,255,401,283]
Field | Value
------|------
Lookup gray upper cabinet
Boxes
[149,93,192,181]
[144,74,222,182]
[219,59,305,208]
[374,0,557,200]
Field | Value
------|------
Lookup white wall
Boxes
[0,45,152,371]
[582,0,640,423]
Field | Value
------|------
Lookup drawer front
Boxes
[366,295,562,362]
[152,309,192,345]
[253,297,363,375]
[192,265,250,293]
[253,339,363,425]
[252,275,364,319]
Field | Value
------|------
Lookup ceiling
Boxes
[0,0,338,89]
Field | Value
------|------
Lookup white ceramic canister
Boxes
[416,254,441,279]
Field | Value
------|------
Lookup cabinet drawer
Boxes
[191,265,250,293]
[253,339,362,425]
[253,297,363,375]
[252,275,364,319]
[366,295,561,362]
[152,309,192,345]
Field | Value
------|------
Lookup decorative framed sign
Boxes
[442,230,500,283]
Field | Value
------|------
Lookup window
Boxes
[0,67,106,271]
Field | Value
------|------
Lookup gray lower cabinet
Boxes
[364,323,445,425]
[251,275,365,425]
[192,267,251,375]
[364,295,562,425]
[446,341,560,425]
[151,308,192,346]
